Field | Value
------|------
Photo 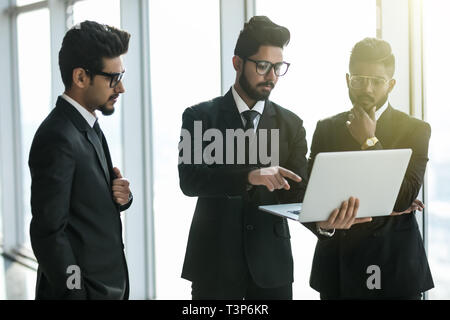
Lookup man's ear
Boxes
[232,56,243,72]
[345,73,350,89]
[72,68,90,89]
[387,78,396,94]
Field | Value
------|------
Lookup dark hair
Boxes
[234,16,290,58]
[59,20,131,90]
[349,37,395,77]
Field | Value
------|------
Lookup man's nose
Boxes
[115,80,125,94]
[264,66,277,81]
[361,80,374,94]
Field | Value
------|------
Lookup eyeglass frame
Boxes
[84,68,125,88]
[244,58,291,77]
[348,74,392,90]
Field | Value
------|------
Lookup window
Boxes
[149,0,221,299]
[0,181,3,244]
[17,7,52,251]
[15,0,41,6]
[423,0,450,300]
[256,0,377,299]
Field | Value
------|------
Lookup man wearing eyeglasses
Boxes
[179,16,361,300]
[305,37,434,300]
[28,21,132,300]
[178,16,304,299]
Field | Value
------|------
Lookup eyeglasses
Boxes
[348,75,390,90]
[85,69,125,88]
[245,58,290,77]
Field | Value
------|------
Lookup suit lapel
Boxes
[257,100,277,130]
[57,97,112,187]
[257,100,279,165]
[85,130,111,186]
[219,90,245,130]
[375,104,394,147]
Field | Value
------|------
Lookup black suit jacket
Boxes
[179,89,308,291]
[306,105,434,298]
[29,97,132,300]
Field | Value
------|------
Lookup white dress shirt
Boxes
[231,86,265,131]
[61,93,97,128]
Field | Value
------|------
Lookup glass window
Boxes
[423,0,450,300]
[0,180,2,244]
[149,0,221,299]
[17,8,52,251]
[15,0,41,6]
[72,0,121,28]
[256,0,377,299]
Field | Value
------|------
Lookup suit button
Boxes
[246,225,254,231]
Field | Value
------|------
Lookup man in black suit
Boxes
[306,37,434,299]
[178,16,363,300]
[29,21,132,300]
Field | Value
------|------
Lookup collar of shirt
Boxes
[231,86,265,127]
[375,100,389,121]
[61,93,97,128]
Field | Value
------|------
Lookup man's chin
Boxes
[99,104,115,116]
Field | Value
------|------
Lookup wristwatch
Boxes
[316,225,335,237]
[361,137,379,150]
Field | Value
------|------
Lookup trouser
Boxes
[191,270,292,300]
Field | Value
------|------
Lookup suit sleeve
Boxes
[29,131,88,299]
[275,117,308,204]
[363,121,431,211]
[301,120,332,239]
[392,122,431,212]
[178,107,256,197]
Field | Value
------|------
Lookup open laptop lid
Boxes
[259,149,412,223]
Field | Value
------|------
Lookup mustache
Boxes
[257,81,275,88]
[357,95,375,102]
[109,94,120,101]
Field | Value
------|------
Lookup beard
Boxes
[239,72,274,101]
[99,104,115,116]
[98,94,119,116]
[349,90,388,112]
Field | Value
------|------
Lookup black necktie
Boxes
[93,120,103,142]
[242,110,259,165]
[242,110,259,131]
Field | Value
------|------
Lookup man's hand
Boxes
[112,167,131,206]
[317,197,372,230]
[248,166,302,192]
[391,199,425,216]
[346,106,377,145]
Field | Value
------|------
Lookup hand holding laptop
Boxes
[317,197,372,230]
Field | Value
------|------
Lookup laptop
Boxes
[259,149,412,223]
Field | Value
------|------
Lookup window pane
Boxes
[71,0,123,179]
[149,0,221,299]
[17,8,52,250]
[15,0,41,6]
[423,0,450,300]
[72,0,121,28]
[0,180,2,244]
[256,0,376,299]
